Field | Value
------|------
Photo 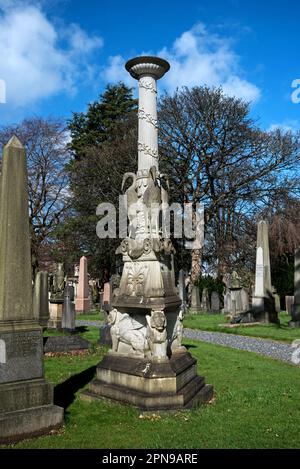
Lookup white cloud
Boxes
[104,23,261,103]
[268,120,300,133]
[0,3,103,107]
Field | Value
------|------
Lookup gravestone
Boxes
[272,286,281,313]
[102,281,112,312]
[62,283,75,332]
[82,56,213,410]
[289,247,300,327]
[241,288,250,312]
[210,291,220,313]
[251,221,278,323]
[0,137,63,443]
[190,285,201,313]
[75,256,90,314]
[44,335,91,353]
[286,296,294,315]
[48,263,65,329]
[223,291,232,313]
[33,271,49,329]
[201,288,210,312]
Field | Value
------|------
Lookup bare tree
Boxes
[158,86,300,283]
[0,118,70,277]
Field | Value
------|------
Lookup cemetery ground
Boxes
[184,312,299,343]
[2,321,300,449]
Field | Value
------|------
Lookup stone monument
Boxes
[251,221,278,323]
[75,256,90,314]
[48,263,65,329]
[0,137,63,443]
[201,287,210,312]
[33,271,49,329]
[289,247,300,327]
[62,283,75,332]
[210,291,220,313]
[189,285,201,314]
[286,296,294,315]
[82,56,213,410]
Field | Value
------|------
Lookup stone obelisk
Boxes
[0,137,63,443]
[82,57,213,410]
[289,247,300,327]
[252,220,278,323]
[33,271,50,329]
[75,256,90,314]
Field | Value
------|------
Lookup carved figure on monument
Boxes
[50,263,65,303]
[146,310,167,359]
[171,309,186,353]
[108,309,149,357]
[160,173,170,237]
[126,263,148,297]
[143,166,161,237]
[122,172,138,238]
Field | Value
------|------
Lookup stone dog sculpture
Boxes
[108,309,149,357]
[146,310,168,359]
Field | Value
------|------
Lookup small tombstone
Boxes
[210,291,220,313]
[223,291,232,313]
[190,285,201,314]
[102,282,112,312]
[62,284,75,331]
[241,288,250,312]
[272,286,281,313]
[201,288,210,312]
[286,296,294,315]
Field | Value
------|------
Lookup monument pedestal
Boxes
[48,302,63,329]
[252,296,279,324]
[0,322,63,443]
[81,352,213,410]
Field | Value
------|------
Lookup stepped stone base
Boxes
[0,379,63,443]
[81,352,213,411]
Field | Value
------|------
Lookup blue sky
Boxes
[0,0,299,131]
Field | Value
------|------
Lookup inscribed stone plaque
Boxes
[0,330,43,384]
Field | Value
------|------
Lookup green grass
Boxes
[76,311,105,321]
[184,312,299,343]
[2,325,300,449]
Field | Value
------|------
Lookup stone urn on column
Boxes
[82,57,213,410]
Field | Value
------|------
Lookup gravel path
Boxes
[76,319,299,366]
[184,328,299,365]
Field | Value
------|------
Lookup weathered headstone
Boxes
[33,271,49,329]
[190,285,201,313]
[251,221,278,323]
[75,256,90,314]
[272,286,281,313]
[201,288,210,312]
[0,137,63,443]
[241,288,250,312]
[210,291,220,313]
[178,269,187,313]
[62,283,75,331]
[289,247,300,327]
[223,291,232,313]
[48,263,65,329]
[285,296,294,315]
[102,281,112,312]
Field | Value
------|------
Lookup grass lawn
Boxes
[76,311,105,321]
[2,325,300,449]
[184,312,299,343]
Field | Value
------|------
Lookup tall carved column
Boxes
[82,57,213,410]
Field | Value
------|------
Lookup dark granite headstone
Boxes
[43,335,91,353]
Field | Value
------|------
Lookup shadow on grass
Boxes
[75,326,89,333]
[54,365,96,410]
[183,343,197,350]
